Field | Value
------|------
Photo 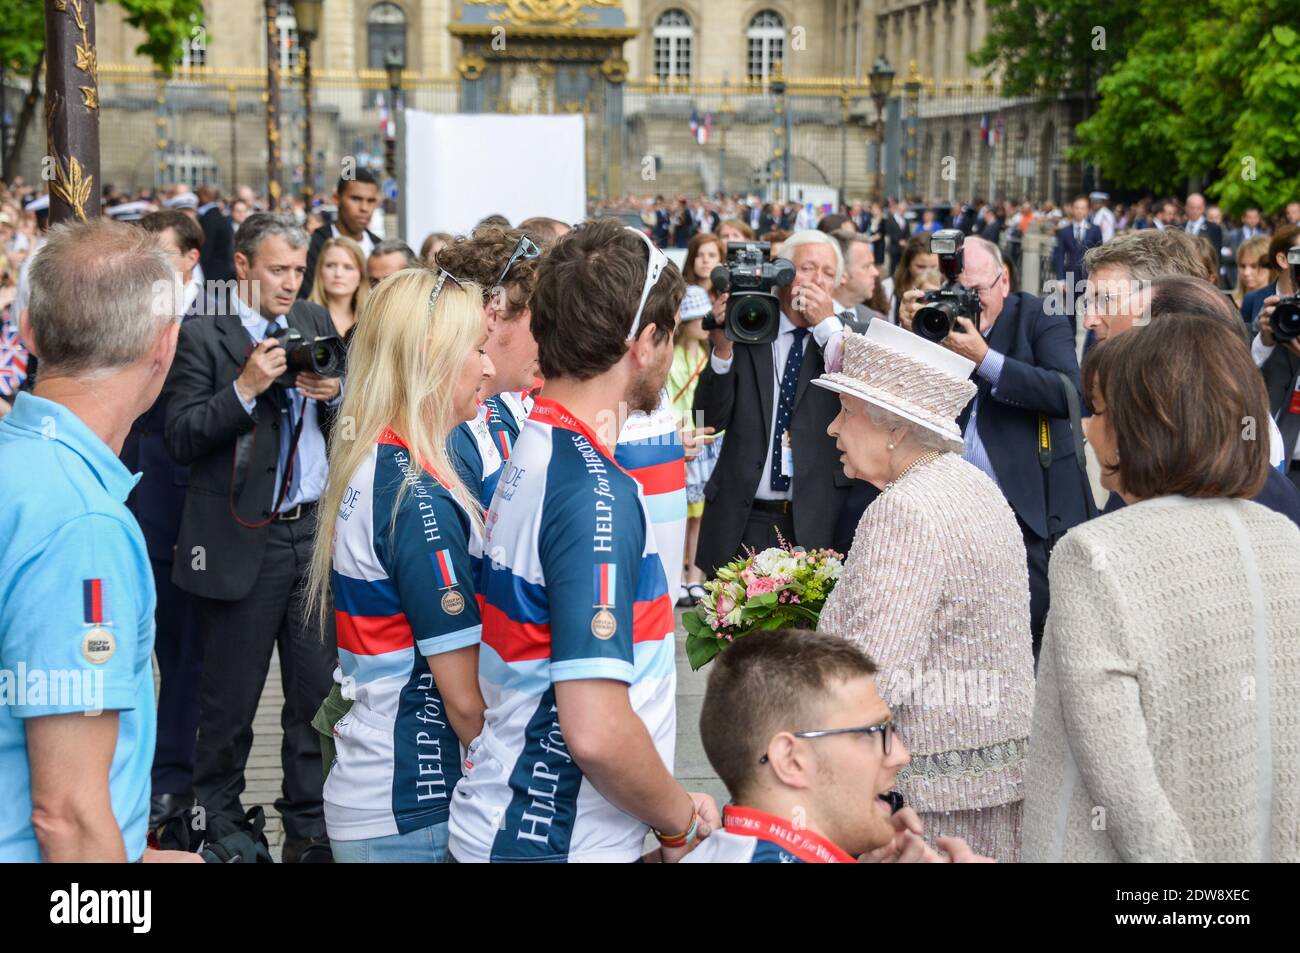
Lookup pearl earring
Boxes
[887,441,895,451]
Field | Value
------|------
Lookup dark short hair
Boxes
[234,213,308,264]
[1082,314,1269,500]
[1265,225,1300,275]
[699,630,878,803]
[369,239,417,267]
[336,168,379,199]
[530,218,684,381]
[475,214,511,232]
[434,226,540,318]
[817,213,850,233]
[139,209,204,255]
[835,231,873,257]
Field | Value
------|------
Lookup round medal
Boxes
[591,609,617,640]
[82,627,116,665]
[441,589,466,615]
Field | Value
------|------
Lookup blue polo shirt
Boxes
[0,393,156,862]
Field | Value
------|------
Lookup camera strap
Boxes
[1038,371,1088,475]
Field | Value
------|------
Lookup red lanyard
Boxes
[723,806,856,864]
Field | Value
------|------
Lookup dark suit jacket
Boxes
[299,223,381,300]
[1104,469,1300,529]
[120,290,216,563]
[958,292,1090,541]
[883,215,910,270]
[1242,282,1277,326]
[164,298,336,601]
[199,207,236,284]
[693,324,850,574]
[1052,221,1104,285]
[1260,340,1300,463]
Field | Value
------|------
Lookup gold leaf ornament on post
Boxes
[49,155,93,222]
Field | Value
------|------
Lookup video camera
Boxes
[702,241,796,346]
[1269,247,1300,344]
[913,229,984,343]
[267,325,346,388]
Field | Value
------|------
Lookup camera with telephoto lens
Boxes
[913,229,984,343]
[702,241,796,346]
[1269,247,1300,344]
[266,325,346,388]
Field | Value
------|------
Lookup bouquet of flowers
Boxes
[682,543,844,670]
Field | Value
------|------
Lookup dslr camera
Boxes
[1268,247,1300,344]
[703,241,796,345]
[913,229,984,343]
[267,325,346,388]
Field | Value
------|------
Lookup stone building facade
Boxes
[57,1,1081,205]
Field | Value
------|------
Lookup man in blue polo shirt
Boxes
[0,220,196,862]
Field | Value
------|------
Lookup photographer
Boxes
[163,213,341,861]
[1248,226,1300,488]
[899,236,1089,655]
[694,231,851,573]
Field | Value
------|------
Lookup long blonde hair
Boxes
[1233,235,1270,306]
[308,236,370,322]
[307,268,486,632]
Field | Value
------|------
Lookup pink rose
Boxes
[740,568,757,588]
[746,576,777,598]
[716,592,736,618]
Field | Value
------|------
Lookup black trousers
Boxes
[191,512,336,843]
[737,505,797,560]
[1018,516,1050,662]
[150,557,203,796]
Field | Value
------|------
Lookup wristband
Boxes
[654,810,699,850]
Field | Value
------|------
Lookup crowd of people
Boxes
[0,167,1298,864]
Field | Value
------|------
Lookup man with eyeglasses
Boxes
[685,629,990,863]
[447,220,721,863]
[899,237,1088,659]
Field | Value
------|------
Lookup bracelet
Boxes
[654,810,699,849]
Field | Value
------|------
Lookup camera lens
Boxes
[1274,301,1300,343]
[734,297,769,336]
[914,303,955,343]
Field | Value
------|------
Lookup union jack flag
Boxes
[0,316,28,397]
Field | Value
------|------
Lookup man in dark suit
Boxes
[1183,192,1224,284]
[694,231,853,573]
[195,185,235,284]
[1254,271,1300,490]
[122,211,211,827]
[882,199,910,274]
[164,213,341,861]
[901,237,1090,655]
[1052,195,1104,334]
[299,169,381,300]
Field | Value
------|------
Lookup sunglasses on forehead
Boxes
[498,235,542,287]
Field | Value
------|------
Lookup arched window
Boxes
[368,2,408,70]
[653,9,693,81]
[275,1,298,71]
[747,10,785,82]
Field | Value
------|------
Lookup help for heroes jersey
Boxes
[325,431,483,840]
[447,398,677,862]
[449,392,531,510]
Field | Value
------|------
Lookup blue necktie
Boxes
[769,327,808,492]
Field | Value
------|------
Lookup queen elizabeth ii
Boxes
[814,320,1035,862]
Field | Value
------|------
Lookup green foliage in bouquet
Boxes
[682,546,843,670]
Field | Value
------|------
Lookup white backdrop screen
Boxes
[403,112,587,241]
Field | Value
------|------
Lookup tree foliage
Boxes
[975,0,1300,214]
[0,0,206,77]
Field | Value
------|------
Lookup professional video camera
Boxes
[267,325,346,388]
[702,241,796,345]
[913,229,984,343]
[1269,247,1300,344]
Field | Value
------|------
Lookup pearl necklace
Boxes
[883,449,944,492]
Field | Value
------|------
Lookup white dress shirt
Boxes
[710,312,845,500]
[1251,332,1299,463]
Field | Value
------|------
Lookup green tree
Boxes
[1,0,206,176]
[977,0,1300,215]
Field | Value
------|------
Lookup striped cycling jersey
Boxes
[324,430,483,841]
[449,392,531,510]
[447,397,676,862]
[613,389,687,599]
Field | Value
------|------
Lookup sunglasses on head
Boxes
[498,235,542,287]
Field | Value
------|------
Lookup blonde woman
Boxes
[1233,235,1271,307]
[307,236,369,340]
[306,268,494,862]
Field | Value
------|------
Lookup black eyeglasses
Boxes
[759,719,899,764]
[498,235,542,287]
